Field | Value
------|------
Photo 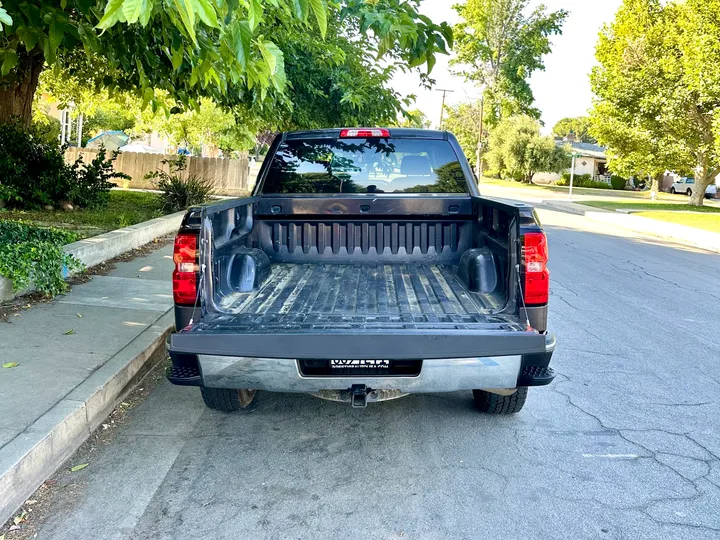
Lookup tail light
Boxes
[523,232,549,305]
[173,233,199,305]
[340,128,390,138]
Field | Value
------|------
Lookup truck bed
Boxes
[215,263,505,331]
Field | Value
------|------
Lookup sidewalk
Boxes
[0,244,175,524]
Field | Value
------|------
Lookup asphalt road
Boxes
[30,209,720,540]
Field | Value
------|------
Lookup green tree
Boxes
[0,0,451,127]
[487,115,569,183]
[590,0,720,206]
[234,6,449,132]
[552,116,596,144]
[393,109,431,129]
[443,101,484,165]
[452,0,567,127]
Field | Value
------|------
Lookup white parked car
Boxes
[669,177,718,199]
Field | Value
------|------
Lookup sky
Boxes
[391,0,624,133]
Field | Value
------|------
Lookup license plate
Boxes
[330,359,390,369]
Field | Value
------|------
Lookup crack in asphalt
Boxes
[549,379,720,532]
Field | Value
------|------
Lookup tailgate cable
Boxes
[515,264,531,328]
[188,263,206,327]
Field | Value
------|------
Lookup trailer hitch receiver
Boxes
[350,384,369,408]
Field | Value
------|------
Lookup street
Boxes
[27,208,720,540]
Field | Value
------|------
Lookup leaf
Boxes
[1,49,18,77]
[308,0,326,38]
[122,0,146,24]
[64,329,74,335]
[260,40,285,91]
[247,0,262,31]
[171,44,184,70]
[195,0,218,28]
[17,26,40,51]
[77,313,83,318]
[138,0,154,25]
[172,0,197,44]
[2,362,19,368]
[291,0,308,20]
[426,50,436,74]
[70,463,89,472]
[96,0,125,30]
[233,20,252,69]
[0,6,13,27]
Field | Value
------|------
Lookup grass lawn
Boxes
[634,212,720,233]
[479,178,543,189]
[0,191,165,239]
[479,177,676,199]
[579,200,720,213]
[578,200,720,233]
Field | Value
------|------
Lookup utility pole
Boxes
[569,153,578,200]
[436,89,454,129]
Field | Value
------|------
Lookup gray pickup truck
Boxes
[166,128,556,413]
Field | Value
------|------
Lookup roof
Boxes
[557,141,607,159]
[283,128,447,140]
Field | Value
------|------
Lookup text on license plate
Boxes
[330,360,390,369]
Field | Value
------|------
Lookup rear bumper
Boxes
[167,333,556,392]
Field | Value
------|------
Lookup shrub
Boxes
[0,122,73,208]
[610,175,627,190]
[0,221,83,296]
[69,148,130,208]
[556,172,612,189]
[147,156,214,212]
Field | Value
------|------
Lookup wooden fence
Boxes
[65,148,254,195]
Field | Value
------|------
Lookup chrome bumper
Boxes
[198,355,524,393]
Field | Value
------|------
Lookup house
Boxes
[533,135,609,184]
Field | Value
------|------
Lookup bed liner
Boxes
[214,263,506,331]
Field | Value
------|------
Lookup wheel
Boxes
[670,187,676,194]
[686,188,692,196]
[201,387,256,412]
[473,388,528,414]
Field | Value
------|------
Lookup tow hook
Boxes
[350,384,369,408]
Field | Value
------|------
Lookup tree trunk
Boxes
[651,173,661,193]
[0,51,44,127]
[690,171,719,206]
[689,156,716,207]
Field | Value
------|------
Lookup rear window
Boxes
[260,138,468,194]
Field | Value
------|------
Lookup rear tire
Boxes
[473,388,528,414]
[201,387,256,412]
[686,188,692,196]
[670,187,676,194]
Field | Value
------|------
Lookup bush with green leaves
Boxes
[0,121,74,208]
[0,122,128,210]
[0,221,83,296]
[147,156,214,213]
[69,148,129,208]
[610,175,627,190]
[556,172,612,189]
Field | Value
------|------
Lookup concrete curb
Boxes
[0,211,185,303]
[538,199,720,254]
[0,310,174,525]
[538,199,599,216]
